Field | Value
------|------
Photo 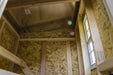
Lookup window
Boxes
[0,0,8,18]
[103,0,113,26]
[83,15,96,68]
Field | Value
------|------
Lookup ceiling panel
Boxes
[8,3,75,27]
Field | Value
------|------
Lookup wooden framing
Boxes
[75,1,85,74]
[0,45,34,75]
[22,66,34,75]
[6,0,79,10]
[1,0,112,74]
[20,38,75,41]
[78,16,91,75]
[0,20,5,36]
[9,38,19,71]
[75,25,84,75]
[75,0,91,75]
[83,0,106,74]
[0,16,20,71]
[0,16,34,74]
[0,45,25,67]
[40,42,46,75]
[98,57,113,72]
[2,16,19,38]
[66,41,72,75]
[84,0,106,64]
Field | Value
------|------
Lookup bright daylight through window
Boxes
[83,15,96,66]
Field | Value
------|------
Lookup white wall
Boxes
[0,69,20,75]
[0,0,8,18]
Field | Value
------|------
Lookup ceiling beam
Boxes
[6,0,79,10]
[2,16,20,37]
[3,11,21,33]
[72,2,80,28]
[19,38,76,41]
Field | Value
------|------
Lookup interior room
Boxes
[0,0,113,75]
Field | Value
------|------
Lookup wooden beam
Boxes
[0,16,20,72]
[6,0,79,10]
[2,16,19,38]
[40,42,46,75]
[0,45,34,75]
[73,2,80,28]
[9,38,19,71]
[98,57,113,72]
[0,21,5,37]
[78,0,84,16]
[75,1,85,74]
[0,45,24,67]
[22,65,34,75]
[75,0,91,75]
[75,25,84,75]
[78,16,91,75]
[20,38,76,41]
[4,11,21,32]
[66,41,72,75]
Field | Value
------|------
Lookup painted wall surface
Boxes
[90,0,113,74]
[0,18,17,71]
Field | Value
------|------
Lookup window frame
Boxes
[83,15,96,70]
[103,0,113,26]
